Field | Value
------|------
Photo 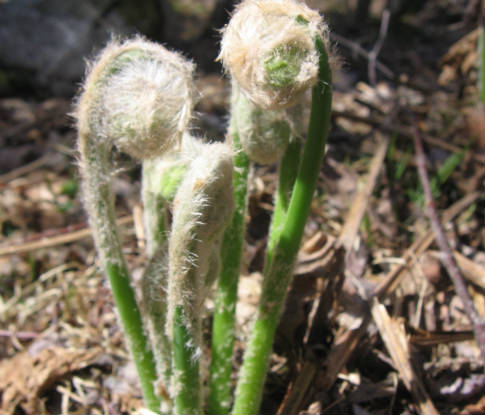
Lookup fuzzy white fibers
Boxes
[167,142,234,343]
[142,133,207,256]
[219,0,326,109]
[76,36,194,160]
[235,89,291,164]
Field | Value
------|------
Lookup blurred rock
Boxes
[0,0,163,96]
[0,0,235,97]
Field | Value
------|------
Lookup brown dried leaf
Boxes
[0,346,103,414]
[439,28,480,85]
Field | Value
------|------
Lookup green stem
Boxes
[232,35,332,415]
[265,139,302,268]
[107,263,161,412]
[82,144,161,413]
[141,253,171,405]
[169,236,202,415]
[142,160,170,255]
[142,152,192,398]
[141,160,173,395]
[208,129,250,414]
[172,305,201,414]
[169,143,233,415]
[170,245,202,415]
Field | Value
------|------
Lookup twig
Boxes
[331,33,434,94]
[413,124,485,364]
[0,216,133,256]
[408,327,475,346]
[368,8,391,85]
[277,361,317,415]
[331,33,394,79]
[0,329,40,340]
[373,192,481,298]
[333,110,485,164]
[0,154,52,185]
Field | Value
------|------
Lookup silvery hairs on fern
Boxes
[74,0,334,412]
[75,36,197,413]
[141,133,198,397]
[215,1,334,415]
[76,33,237,415]
[76,36,195,267]
[167,140,234,414]
[219,0,329,167]
[142,133,234,414]
[219,0,326,110]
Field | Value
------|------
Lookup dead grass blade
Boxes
[339,133,389,251]
[370,299,438,414]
